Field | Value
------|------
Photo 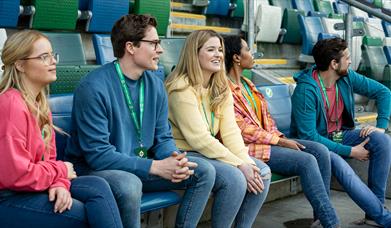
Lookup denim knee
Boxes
[369,132,391,152]
[252,158,271,179]
[296,153,319,172]
[220,166,247,194]
[189,156,216,186]
[311,143,331,163]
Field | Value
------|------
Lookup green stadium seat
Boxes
[30,0,78,30]
[231,0,244,17]
[50,65,99,94]
[134,0,170,36]
[383,65,391,89]
[44,32,86,65]
[160,38,185,77]
[361,36,388,82]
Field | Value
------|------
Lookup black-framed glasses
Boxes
[139,39,161,51]
[22,52,59,65]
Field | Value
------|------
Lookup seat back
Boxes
[361,36,388,81]
[364,18,385,39]
[256,84,292,137]
[298,15,325,55]
[313,0,333,16]
[255,4,282,42]
[134,0,170,36]
[50,65,100,94]
[232,0,244,17]
[31,0,78,30]
[292,0,315,14]
[269,0,293,9]
[86,0,129,33]
[160,38,186,77]
[49,94,74,160]
[322,17,344,38]
[0,0,20,28]
[44,32,86,65]
[206,0,231,16]
[382,21,391,37]
[332,1,348,14]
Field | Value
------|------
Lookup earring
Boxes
[237,62,241,66]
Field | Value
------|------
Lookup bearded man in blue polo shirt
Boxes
[65,14,215,228]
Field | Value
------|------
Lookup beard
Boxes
[336,65,348,77]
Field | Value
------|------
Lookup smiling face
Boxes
[132,26,163,71]
[198,36,224,77]
[19,37,57,88]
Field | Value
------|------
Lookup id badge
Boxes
[331,131,343,143]
[134,147,148,158]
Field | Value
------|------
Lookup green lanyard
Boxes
[317,72,339,126]
[114,61,145,147]
[201,101,215,136]
[241,78,259,114]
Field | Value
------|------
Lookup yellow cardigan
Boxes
[167,77,255,167]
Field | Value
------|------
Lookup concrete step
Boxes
[171,2,193,12]
[355,112,377,125]
[170,12,206,26]
[169,23,240,35]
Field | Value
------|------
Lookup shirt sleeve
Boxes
[149,85,178,160]
[72,82,153,178]
[0,123,70,191]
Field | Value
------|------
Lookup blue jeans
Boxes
[330,129,391,226]
[266,139,339,228]
[0,176,123,228]
[86,156,215,228]
[188,152,271,228]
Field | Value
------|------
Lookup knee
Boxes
[369,132,391,151]
[252,158,271,179]
[110,171,142,203]
[221,167,247,194]
[191,157,216,185]
[298,154,318,171]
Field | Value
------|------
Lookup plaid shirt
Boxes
[229,77,283,162]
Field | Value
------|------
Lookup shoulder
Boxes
[0,89,29,128]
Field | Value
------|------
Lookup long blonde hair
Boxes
[0,30,53,149]
[165,30,229,114]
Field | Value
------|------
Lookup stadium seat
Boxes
[351,6,369,20]
[86,0,129,33]
[50,65,99,94]
[364,18,385,39]
[135,0,170,36]
[92,34,165,81]
[231,0,244,17]
[256,84,292,137]
[298,15,325,62]
[44,32,86,65]
[383,64,391,89]
[160,38,186,76]
[351,21,365,70]
[382,21,391,37]
[49,94,181,213]
[361,36,388,82]
[270,0,304,44]
[29,0,78,30]
[206,0,231,16]
[292,0,315,15]
[384,38,391,64]
[313,0,337,17]
[321,17,344,38]
[79,0,89,10]
[0,0,21,28]
[333,1,349,15]
[255,4,283,42]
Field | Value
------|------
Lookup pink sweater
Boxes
[0,89,70,192]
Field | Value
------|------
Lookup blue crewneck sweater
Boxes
[65,62,177,178]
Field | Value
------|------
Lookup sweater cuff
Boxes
[376,118,390,129]
[139,159,153,178]
[336,144,352,157]
[270,135,281,145]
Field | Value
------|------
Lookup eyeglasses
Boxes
[22,52,59,65]
[139,39,161,51]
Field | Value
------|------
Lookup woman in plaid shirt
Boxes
[223,35,340,228]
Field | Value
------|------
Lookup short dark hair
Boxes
[223,35,243,72]
[111,14,157,58]
[312,37,347,71]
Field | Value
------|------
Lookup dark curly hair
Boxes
[111,14,157,58]
[223,35,243,72]
[312,37,347,71]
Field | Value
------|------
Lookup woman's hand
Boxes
[238,163,264,194]
[277,138,306,151]
[48,187,72,213]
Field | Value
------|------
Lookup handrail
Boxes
[340,0,391,23]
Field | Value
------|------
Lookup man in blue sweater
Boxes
[291,37,391,227]
[65,14,215,228]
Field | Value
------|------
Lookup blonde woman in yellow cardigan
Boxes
[165,30,271,228]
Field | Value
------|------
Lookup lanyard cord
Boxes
[114,61,145,146]
[228,76,258,114]
[201,100,215,136]
[317,72,339,128]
